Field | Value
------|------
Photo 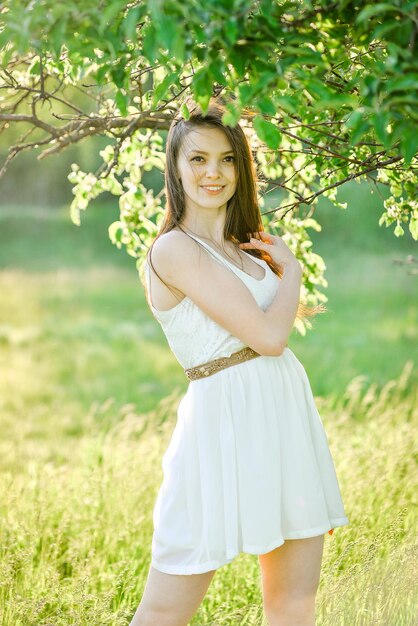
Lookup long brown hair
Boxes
[145,97,326,324]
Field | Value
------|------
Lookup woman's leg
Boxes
[129,565,217,626]
[258,535,325,626]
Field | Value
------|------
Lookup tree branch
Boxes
[262,156,404,218]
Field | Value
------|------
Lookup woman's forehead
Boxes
[179,126,232,154]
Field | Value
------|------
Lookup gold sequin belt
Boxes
[184,346,262,381]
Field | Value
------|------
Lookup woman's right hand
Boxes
[238,231,301,271]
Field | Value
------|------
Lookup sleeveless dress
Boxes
[142,233,349,576]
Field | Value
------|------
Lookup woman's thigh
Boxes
[129,565,217,626]
[258,535,325,606]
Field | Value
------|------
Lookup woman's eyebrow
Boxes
[187,149,234,155]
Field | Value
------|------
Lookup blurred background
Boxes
[1,137,415,418]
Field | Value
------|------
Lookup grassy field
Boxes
[0,183,417,625]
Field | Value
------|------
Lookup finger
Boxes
[249,237,269,248]
[239,238,266,249]
[239,232,272,248]
[238,242,253,248]
[255,231,273,244]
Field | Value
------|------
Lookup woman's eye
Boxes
[190,155,235,163]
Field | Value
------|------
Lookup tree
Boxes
[0,0,417,331]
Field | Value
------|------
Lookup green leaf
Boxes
[238,83,256,105]
[208,60,225,85]
[311,93,357,111]
[305,80,336,101]
[224,18,239,45]
[257,97,277,116]
[229,47,247,77]
[372,111,391,149]
[352,121,371,145]
[400,128,418,166]
[253,116,282,149]
[181,103,190,120]
[157,16,178,54]
[115,89,128,116]
[222,105,241,127]
[123,7,142,41]
[276,77,287,90]
[192,69,212,113]
[95,63,111,84]
[108,221,125,247]
[409,216,418,241]
[394,223,404,237]
[152,72,178,106]
[356,3,402,23]
[111,62,127,89]
[28,57,41,75]
[343,110,363,131]
[372,19,411,43]
[142,23,158,62]
[378,213,388,227]
[172,33,185,64]
[51,17,67,57]
[386,74,418,93]
[274,95,297,114]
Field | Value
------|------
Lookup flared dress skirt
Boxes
[151,347,349,575]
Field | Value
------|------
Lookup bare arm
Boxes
[149,231,302,356]
[238,230,303,352]
[263,261,303,351]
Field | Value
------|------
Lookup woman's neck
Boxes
[178,203,230,244]
[177,222,227,246]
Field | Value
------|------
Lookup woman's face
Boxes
[176,125,237,214]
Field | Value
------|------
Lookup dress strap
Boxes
[186,232,267,281]
[186,233,236,269]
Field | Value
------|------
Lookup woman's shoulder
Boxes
[147,229,200,278]
[151,229,198,255]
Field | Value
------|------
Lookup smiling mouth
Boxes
[200,185,225,191]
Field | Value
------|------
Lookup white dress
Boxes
[142,233,349,576]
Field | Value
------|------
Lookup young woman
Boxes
[131,99,349,626]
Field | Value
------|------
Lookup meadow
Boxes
[0,181,416,625]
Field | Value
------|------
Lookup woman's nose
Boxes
[205,161,221,177]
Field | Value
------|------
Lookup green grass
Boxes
[0,368,416,625]
[0,184,417,624]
